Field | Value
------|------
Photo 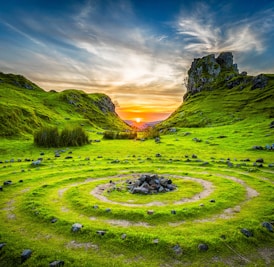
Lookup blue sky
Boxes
[0,0,274,121]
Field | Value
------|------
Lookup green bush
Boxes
[34,127,59,147]
[60,126,89,146]
[103,131,137,140]
[34,126,89,147]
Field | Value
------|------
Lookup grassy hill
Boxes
[0,72,130,137]
[158,68,274,130]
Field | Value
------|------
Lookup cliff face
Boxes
[186,52,239,96]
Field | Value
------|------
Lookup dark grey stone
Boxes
[0,243,6,250]
[210,199,216,203]
[256,158,264,163]
[49,260,65,267]
[51,218,58,223]
[96,230,106,236]
[172,244,182,255]
[171,210,176,215]
[0,186,3,191]
[262,222,273,232]
[3,180,12,186]
[105,208,111,212]
[121,234,127,240]
[241,228,253,237]
[198,243,208,251]
[71,223,83,232]
[21,249,32,263]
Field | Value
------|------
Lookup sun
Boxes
[135,118,142,123]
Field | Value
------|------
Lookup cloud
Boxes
[176,3,274,55]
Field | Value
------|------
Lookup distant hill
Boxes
[0,72,131,137]
[158,52,274,129]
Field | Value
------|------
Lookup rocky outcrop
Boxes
[94,95,116,113]
[185,52,268,98]
[186,52,239,95]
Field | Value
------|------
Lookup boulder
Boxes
[49,260,65,267]
[251,74,268,90]
[96,230,106,236]
[147,210,154,215]
[21,249,32,263]
[121,234,127,240]
[172,244,182,255]
[32,160,41,166]
[262,222,273,232]
[3,180,12,186]
[198,243,209,251]
[71,223,83,232]
[240,228,253,237]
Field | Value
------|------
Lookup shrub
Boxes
[34,127,59,147]
[60,126,89,146]
[34,126,89,147]
[103,131,137,140]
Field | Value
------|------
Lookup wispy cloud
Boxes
[176,3,274,55]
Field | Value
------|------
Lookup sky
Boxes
[0,0,274,122]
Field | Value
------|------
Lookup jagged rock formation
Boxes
[186,52,239,96]
[157,52,273,129]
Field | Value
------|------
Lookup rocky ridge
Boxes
[185,52,268,99]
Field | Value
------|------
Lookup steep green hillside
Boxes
[0,72,130,137]
[159,53,274,129]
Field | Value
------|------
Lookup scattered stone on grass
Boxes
[96,230,106,236]
[262,222,273,233]
[153,239,159,244]
[268,163,274,167]
[0,186,3,191]
[49,260,65,267]
[0,243,6,250]
[155,153,161,157]
[198,243,209,251]
[147,210,154,215]
[171,210,176,215]
[241,228,253,237]
[210,199,216,203]
[51,218,58,223]
[32,160,41,166]
[105,208,111,212]
[71,223,83,232]
[65,156,73,159]
[172,244,182,255]
[3,180,12,186]
[121,234,127,240]
[192,154,197,159]
[19,180,23,183]
[256,158,264,163]
[227,161,233,167]
[21,249,32,263]
[253,146,263,150]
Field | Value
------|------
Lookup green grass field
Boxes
[0,122,273,266]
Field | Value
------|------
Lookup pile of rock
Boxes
[127,174,176,194]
